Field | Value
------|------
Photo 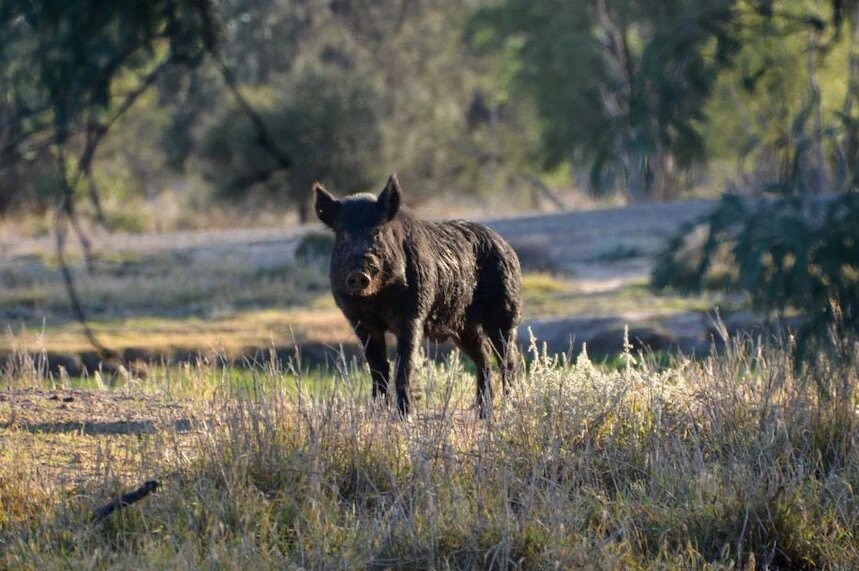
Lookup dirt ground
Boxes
[0,386,201,492]
[1,198,715,273]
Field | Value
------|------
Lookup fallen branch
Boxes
[91,480,160,524]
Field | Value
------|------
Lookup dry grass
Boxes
[1,333,857,569]
[6,307,353,356]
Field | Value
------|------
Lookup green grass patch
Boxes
[521,272,569,295]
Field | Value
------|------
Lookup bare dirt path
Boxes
[1,199,715,272]
[486,198,715,268]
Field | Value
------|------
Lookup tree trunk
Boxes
[626,149,648,203]
[807,5,826,194]
[843,1,859,187]
[596,0,643,201]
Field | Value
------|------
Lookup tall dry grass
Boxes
[1,333,857,569]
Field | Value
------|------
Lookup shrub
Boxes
[199,66,384,222]
[653,192,859,378]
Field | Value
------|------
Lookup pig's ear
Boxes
[314,182,340,228]
[377,174,401,221]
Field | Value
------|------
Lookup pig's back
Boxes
[419,219,521,336]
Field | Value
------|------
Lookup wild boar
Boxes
[313,174,522,418]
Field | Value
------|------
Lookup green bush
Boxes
[653,192,859,376]
[199,65,384,222]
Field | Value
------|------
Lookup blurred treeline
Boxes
[1,0,858,230]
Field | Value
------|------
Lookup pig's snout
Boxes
[345,271,372,294]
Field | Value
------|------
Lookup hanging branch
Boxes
[51,53,185,358]
[38,0,286,360]
[0,33,157,166]
[72,55,182,191]
[55,146,114,359]
[521,173,566,211]
[193,0,292,171]
[54,54,181,269]
[83,162,106,226]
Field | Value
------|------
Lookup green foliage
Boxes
[468,0,737,199]
[465,0,859,201]
[0,0,207,214]
[652,1,859,375]
[3,0,859,223]
[158,0,532,216]
[5,1,192,137]
[0,0,549,221]
[653,192,859,370]
[701,1,859,196]
[199,66,384,220]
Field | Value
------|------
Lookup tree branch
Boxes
[193,0,292,171]
[70,55,182,193]
[51,54,185,358]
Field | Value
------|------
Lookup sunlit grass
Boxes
[521,272,569,294]
[1,335,857,568]
[4,305,353,355]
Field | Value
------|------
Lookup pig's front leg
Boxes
[394,320,422,417]
[354,324,389,400]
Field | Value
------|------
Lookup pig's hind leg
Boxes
[456,327,494,419]
[488,327,520,396]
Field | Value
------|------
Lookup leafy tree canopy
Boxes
[467,0,739,200]
[199,64,384,222]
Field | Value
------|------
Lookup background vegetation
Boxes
[2,0,858,228]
